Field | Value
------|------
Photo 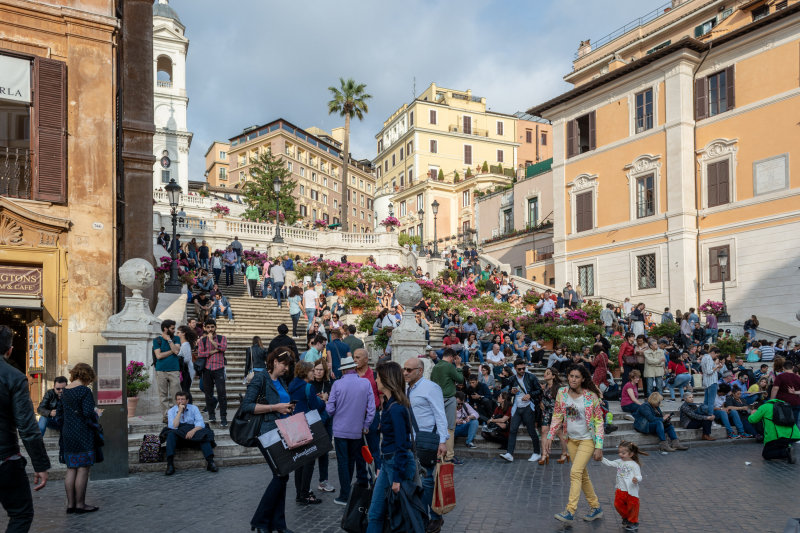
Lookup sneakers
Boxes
[728,433,741,440]
[450,456,465,465]
[583,507,603,521]
[220,420,228,429]
[625,523,640,532]
[701,434,716,441]
[333,498,347,506]
[554,511,574,523]
[499,452,514,462]
[318,481,335,492]
[465,442,477,449]
[623,414,635,421]
[658,441,675,453]
[528,453,542,462]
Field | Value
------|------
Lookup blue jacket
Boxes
[379,398,413,483]
[633,402,663,434]
[241,371,289,434]
[288,377,325,415]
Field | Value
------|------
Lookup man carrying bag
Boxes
[403,357,450,533]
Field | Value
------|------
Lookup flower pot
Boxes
[336,288,346,297]
[127,396,139,418]
[542,339,554,351]
[526,304,535,313]
[351,307,363,315]
[612,367,622,379]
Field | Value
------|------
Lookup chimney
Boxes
[577,39,592,58]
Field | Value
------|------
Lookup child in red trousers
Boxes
[601,440,647,532]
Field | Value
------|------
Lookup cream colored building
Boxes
[204,140,230,188]
[223,119,376,233]
[528,0,800,331]
[373,83,521,245]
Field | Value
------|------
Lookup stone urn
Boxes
[127,396,139,418]
[118,257,156,298]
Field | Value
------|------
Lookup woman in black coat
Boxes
[242,348,295,533]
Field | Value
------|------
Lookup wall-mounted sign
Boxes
[0,265,42,297]
[0,55,31,104]
[27,319,45,374]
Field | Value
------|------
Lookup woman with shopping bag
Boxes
[241,348,295,533]
[365,362,417,533]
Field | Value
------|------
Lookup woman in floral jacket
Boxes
[543,365,605,524]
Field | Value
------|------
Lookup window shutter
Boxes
[566,120,576,158]
[725,65,735,110]
[33,56,67,203]
[709,247,721,283]
[464,145,472,165]
[695,78,708,120]
[497,121,503,135]
[463,116,471,134]
[576,191,592,232]
[588,111,596,151]
[429,110,436,124]
[718,159,730,204]
[707,160,718,207]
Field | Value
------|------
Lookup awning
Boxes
[0,297,42,309]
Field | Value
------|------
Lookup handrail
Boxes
[574,1,673,59]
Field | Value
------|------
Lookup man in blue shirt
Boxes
[164,391,218,475]
[211,292,234,323]
[326,329,352,379]
[153,320,181,424]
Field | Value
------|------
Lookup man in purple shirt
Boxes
[705,312,719,343]
[326,356,375,505]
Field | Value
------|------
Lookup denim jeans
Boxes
[306,308,316,331]
[366,451,416,533]
[666,374,692,400]
[165,429,213,459]
[703,383,718,415]
[212,268,221,285]
[224,265,234,285]
[273,281,284,307]
[462,349,483,364]
[647,420,678,441]
[714,409,745,435]
[291,313,300,337]
[212,305,232,320]
[421,465,440,522]
[0,457,34,533]
[646,376,664,397]
[334,437,368,502]
[37,416,59,436]
[454,419,479,444]
[261,278,271,297]
[621,403,639,414]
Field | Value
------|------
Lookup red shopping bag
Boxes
[432,461,456,515]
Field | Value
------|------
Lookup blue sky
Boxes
[168,0,665,180]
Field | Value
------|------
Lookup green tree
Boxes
[327,78,371,231]
[481,161,489,173]
[242,149,299,224]
[438,168,444,181]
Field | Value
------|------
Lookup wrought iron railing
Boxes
[0,147,32,200]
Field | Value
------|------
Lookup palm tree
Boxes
[328,78,371,231]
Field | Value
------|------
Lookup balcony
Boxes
[447,125,488,137]
[0,147,32,200]
[156,80,173,88]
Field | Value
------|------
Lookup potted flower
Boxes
[699,299,724,316]
[346,291,374,315]
[314,219,328,229]
[268,210,286,222]
[126,361,151,417]
[211,203,230,218]
[380,216,400,231]
[522,291,540,312]
[326,273,358,296]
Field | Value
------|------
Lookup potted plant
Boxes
[313,219,328,229]
[347,291,373,315]
[126,361,151,417]
[380,216,400,231]
[211,203,230,218]
[522,291,540,312]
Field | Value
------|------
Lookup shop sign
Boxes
[0,265,42,297]
[0,55,31,104]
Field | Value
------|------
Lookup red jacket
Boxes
[618,341,634,368]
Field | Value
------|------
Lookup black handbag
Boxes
[229,393,265,447]
[408,407,439,469]
[771,401,796,427]
[341,436,377,533]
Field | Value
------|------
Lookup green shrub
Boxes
[717,335,746,356]
[649,321,680,339]
[481,161,489,173]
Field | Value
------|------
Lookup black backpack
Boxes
[771,401,796,427]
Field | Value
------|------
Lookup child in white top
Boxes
[601,440,646,532]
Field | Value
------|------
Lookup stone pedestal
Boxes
[268,241,289,258]
[102,259,162,416]
[388,281,428,370]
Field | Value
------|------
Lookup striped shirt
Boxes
[760,345,775,362]
[198,334,227,371]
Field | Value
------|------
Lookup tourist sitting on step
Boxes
[193,292,213,324]
[211,292,233,323]
[163,391,218,476]
[36,376,67,436]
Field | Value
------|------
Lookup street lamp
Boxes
[273,176,284,243]
[718,248,730,322]
[164,178,182,294]
[431,199,439,256]
[417,208,424,254]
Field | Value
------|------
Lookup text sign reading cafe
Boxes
[0,266,43,297]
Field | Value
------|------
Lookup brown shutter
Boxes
[588,111,596,151]
[576,191,592,232]
[709,247,721,283]
[707,161,718,207]
[725,65,735,110]
[566,120,576,158]
[33,56,67,203]
[464,145,472,165]
[429,110,436,124]
[717,159,730,204]
[463,116,471,134]
[695,78,708,120]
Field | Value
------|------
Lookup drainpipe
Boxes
[692,43,712,311]
[535,125,540,162]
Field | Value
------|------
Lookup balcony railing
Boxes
[156,80,173,88]
[0,147,32,200]
[447,125,488,137]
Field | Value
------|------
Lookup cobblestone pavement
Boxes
[11,442,799,533]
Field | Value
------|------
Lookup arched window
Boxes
[156,55,173,87]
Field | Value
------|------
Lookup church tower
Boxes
[152,0,192,191]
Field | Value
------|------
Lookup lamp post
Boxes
[718,248,730,322]
[417,208,424,254]
[431,199,439,256]
[273,176,284,243]
[164,178,182,294]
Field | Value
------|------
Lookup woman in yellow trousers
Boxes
[542,365,605,523]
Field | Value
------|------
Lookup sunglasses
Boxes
[403,367,419,373]
[54,387,65,391]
